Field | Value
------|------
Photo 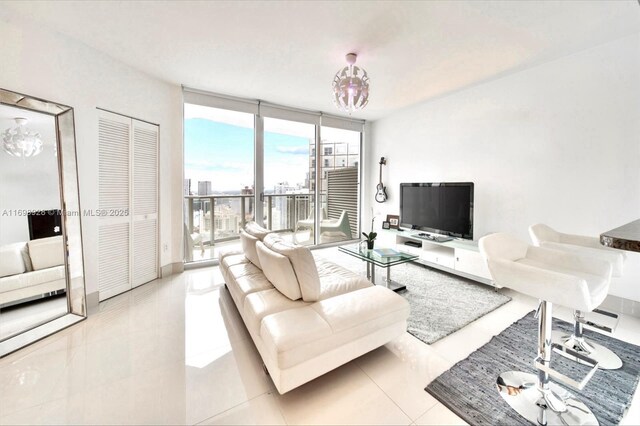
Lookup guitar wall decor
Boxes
[375,157,387,203]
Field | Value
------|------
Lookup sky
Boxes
[184,118,312,193]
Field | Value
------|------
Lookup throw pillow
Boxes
[256,241,302,301]
[262,234,321,302]
[240,230,261,269]
[244,221,271,241]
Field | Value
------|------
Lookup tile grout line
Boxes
[355,362,415,424]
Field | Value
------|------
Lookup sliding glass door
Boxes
[317,126,361,244]
[263,118,316,245]
[183,104,255,262]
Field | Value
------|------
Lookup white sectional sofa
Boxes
[220,222,410,394]
[0,236,66,306]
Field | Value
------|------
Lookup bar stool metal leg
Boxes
[496,302,598,426]
[554,310,623,370]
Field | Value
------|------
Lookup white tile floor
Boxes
[1,267,639,425]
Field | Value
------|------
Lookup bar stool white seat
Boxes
[530,223,626,370]
[480,232,613,426]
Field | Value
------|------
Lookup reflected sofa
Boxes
[220,222,410,394]
[0,236,66,306]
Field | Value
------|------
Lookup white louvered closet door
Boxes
[98,111,131,300]
[98,111,159,300]
[132,120,158,288]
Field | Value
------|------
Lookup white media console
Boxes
[379,229,494,287]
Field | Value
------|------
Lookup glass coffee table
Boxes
[338,244,418,292]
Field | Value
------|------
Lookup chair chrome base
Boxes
[552,330,623,370]
[497,371,598,425]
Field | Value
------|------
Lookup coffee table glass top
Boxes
[338,244,418,267]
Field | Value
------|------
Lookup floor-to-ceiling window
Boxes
[183,89,364,264]
[317,126,361,244]
[183,103,255,263]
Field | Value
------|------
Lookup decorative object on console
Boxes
[375,157,387,203]
[332,53,370,114]
[386,214,400,229]
[382,221,390,230]
[2,117,44,158]
[426,312,640,426]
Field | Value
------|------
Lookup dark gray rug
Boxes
[426,312,640,425]
[314,247,511,344]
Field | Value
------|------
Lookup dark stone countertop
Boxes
[601,219,640,253]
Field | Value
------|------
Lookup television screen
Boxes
[400,183,474,239]
[28,209,62,240]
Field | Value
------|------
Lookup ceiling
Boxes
[2,1,639,120]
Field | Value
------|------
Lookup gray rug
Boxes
[314,247,511,344]
[426,312,640,425]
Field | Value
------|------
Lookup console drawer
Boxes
[454,249,491,280]
[421,247,455,269]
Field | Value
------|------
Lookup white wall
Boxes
[0,12,184,297]
[367,34,640,302]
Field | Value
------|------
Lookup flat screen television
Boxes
[28,209,62,240]
[399,182,474,240]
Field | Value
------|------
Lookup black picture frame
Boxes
[386,214,400,229]
[382,221,390,230]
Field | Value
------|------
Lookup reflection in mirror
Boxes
[0,104,68,341]
[0,88,86,358]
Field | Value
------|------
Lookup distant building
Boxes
[308,139,359,192]
[184,178,191,195]
[198,181,212,195]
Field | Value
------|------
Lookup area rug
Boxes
[313,247,511,344]
[425,312,640,425]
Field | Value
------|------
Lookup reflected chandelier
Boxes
[332,53,370,114]
[2,118,43,158]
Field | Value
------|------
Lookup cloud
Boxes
[276,146,308,155]
[185,159,248,172]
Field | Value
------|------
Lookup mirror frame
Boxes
[0,88,87,357]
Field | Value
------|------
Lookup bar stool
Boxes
[480,232,612,426]
[530,224,626,370]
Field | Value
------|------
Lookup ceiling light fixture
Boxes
[332,53,370,114]
[2,118,43,158]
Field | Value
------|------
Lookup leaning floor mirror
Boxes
[0,88,86,357]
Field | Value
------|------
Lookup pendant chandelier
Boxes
[2,118,44,158]
[332,53,370,114]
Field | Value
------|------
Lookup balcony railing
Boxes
[184,193,324,248]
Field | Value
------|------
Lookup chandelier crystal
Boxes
[2,118,43,158]
[332,53,370,114]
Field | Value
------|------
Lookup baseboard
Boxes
[86,291,99,315]
[161,262,184,277]
[600,294,640,318]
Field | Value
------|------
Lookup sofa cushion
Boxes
[0,265,66,293]
[262,234,321,302]
[316,258,371,300]
[221,252,250,269]
[256,242,302,301]
[28,236,64,271]
[240,230,262,269]
[228,273,274,309]
[243,289,308,337]
[245,221,271,241]
[260,286,409,369]
[0,243,27,277]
